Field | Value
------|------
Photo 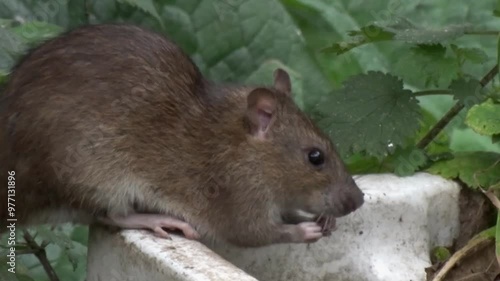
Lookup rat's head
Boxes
[243,68,364,219]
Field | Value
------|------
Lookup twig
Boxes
[416,64,499,149]
[484,190,500,209]
[431,227,495,281]
[479,64,500,87]
[16,249,39,255]
[23,230,60,281]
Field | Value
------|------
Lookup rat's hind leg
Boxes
[99,214,200,240]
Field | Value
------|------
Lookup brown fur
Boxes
[0,24,363,247]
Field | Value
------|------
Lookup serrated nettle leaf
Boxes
[323,24,395,55]
[34,226,75,250]
[86,0,332,110]
[62,245,85,271]
[345,154,384,175]
[212,0,245,22]
[450,44,489,65]
[346,25,393,39]
[116,0,163,26]
[393,44,458,88]
[427,151,500,189]
[449,77,485,109]
[392,148,427,176]
[387,23,473,44]
[465,100,500,136]
[323,21,473,55]
[317,71,421,158]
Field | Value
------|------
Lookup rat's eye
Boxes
[308,148,324,166]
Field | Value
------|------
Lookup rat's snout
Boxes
[331,178,364,217]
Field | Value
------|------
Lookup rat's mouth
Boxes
[282,209,337,236]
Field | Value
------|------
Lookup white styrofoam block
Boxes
[86,227,258,281]
[209,173,461,281]
[86,172,460,281]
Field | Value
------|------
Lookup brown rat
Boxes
[0,23,364,247]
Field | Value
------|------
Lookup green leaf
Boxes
[63,247,82,271]
[70,226,89,246]
[393,44,458,88]
[450,44,489,65]
[432,246,451,263]
[426,151,500,189]
[322,19,472,55]
[449,77,485,109]
[245,60,304,109]
[278,0,365,84]
[317,71,421,158]
[322,24,394,55]
[116,0,163,27]
[465,100,500,136]
[392,147,428,176]
[388,23,472,44]
[90,0,333,111]
[495,0,500,17]
[0,25,26,70]
[493,134,500,143]
[345,153,384,174]
[34,226,74,250]
[11,21,63,46]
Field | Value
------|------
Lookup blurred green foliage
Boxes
[0,0,499,280]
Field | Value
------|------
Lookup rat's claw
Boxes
[102,214,200,240]
[161,221,200,240]
[153,226,172,239]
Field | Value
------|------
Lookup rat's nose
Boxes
[336,179,364,216]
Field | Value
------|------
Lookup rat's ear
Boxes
[273,68,291,96]
[246,88,277,140]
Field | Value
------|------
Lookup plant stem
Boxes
[464,31,500,36]
[416,102,464,149]
[413,89,451,96]
[431,226,495,281]
[480,64,500,87]
[23,230,60,281]
[416,64,499,149]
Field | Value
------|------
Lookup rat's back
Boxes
[0,24,205,224]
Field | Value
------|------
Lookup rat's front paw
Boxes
[101,214,200,240]
[295,222,323,243]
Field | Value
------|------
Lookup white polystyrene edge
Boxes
[119,230,259,281]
